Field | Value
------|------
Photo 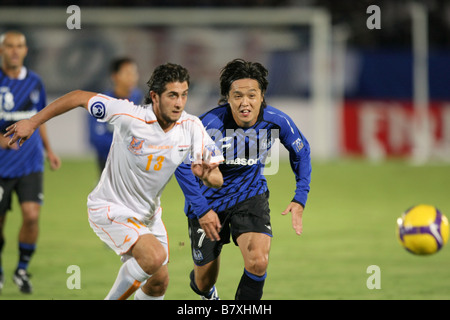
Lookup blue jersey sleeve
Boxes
[274,109,312,207]
[175,163,212,218]
[38,80,47,111]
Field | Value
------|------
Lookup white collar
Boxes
[17,66,27,80]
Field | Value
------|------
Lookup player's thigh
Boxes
[88,204,151,255]
[230,191,272,245]
[236,232,271,275]
[17,172,43,207]
[17,172,43,222]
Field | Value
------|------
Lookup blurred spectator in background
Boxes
[88,57,143,174]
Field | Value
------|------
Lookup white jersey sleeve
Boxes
[189,116,224,165]
[87,93,137,124]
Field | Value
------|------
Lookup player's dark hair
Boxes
[218,58,269,106]
[110,57,135,74]
[145,63,190,104]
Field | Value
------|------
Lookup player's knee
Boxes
[133,235,167,275]
[21,202,40,218]
[246,254,269,276]
[139,249,167,275]
[22,214,39,230]
[21,207,40,229]
[153,248,167,269]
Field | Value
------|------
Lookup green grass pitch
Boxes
[1,158,450,300]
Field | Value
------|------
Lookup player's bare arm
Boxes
[4,90,97,147]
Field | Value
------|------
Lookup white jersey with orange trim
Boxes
[86,94,223,224]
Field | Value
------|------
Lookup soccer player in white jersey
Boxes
[4,63,224,300]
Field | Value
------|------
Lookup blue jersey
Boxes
[175,103,311,219]
[88,88,143,160]
[0,67,46,178]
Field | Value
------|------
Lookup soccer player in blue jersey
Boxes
[175,59,311,300]
[88,57,143,174]
[0,31,61,293]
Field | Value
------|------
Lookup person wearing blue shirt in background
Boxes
[0,31,61,294]
[175,59,312,300]
[88,57,143,174]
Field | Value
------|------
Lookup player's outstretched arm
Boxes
[3,90,97,147]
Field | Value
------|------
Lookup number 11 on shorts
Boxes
[127,217,146,229]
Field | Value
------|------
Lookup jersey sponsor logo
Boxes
[0,110,37,121]
[128,136,145,155]
[90,101,106,119]
[148,144,173,150]
[225,157,260,166]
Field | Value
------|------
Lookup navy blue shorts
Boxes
[188,191,272,266]
[0,171,43,216]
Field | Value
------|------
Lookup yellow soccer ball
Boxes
[397,204,449,255]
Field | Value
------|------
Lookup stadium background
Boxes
[1,0,450,300]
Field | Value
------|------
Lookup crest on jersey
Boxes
[205,143,221,157]
[128,136,145,155]
[292,138,304,153]
[30,89,40,104]
[90,101,106,119]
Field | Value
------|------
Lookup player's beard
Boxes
[156,105,183,130]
